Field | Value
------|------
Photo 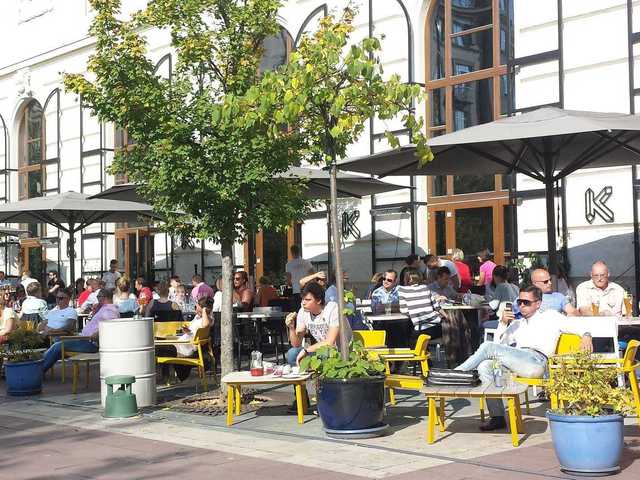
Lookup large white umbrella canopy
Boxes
[337,107,640,274]
[0,191,159,297]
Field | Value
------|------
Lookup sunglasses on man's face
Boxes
[516,298,537,306]
[383,277,395,282]
[536,278,552,284]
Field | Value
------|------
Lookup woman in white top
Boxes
[0,291,17,343]
[213,277,223,312]
[156,296,213,381]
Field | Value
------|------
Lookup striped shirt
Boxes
[398,284,442,330]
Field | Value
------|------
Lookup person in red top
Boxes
[452,248,473,293]
[255,276,278,307]
[77,278,97,307]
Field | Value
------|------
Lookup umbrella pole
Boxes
[68,227,77,305]
[544,178,559,281]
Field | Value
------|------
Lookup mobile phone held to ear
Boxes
[504,302,512,312]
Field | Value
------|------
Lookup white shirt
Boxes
[213,291,222,312]
[495,309,588,357]
[176,315,204,357]
[21,277,37,290]
[295,301,352,351]
[576,280,625,316]
[286,257,313,294]
[21,296,49,319]
[102,270,121,290]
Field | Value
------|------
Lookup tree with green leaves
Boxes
[257,7,432,359]
[64,0,314,384]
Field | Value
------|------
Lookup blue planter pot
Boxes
[547,411,624,476]
[317,376,385,432]
[5,359,44,396]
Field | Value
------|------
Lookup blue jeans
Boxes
[43,339,98,372]
[456,342,547,417]
[286,347,317,366]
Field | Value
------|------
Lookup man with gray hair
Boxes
[576,260,625,316]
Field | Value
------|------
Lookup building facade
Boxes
[0,0,639,296]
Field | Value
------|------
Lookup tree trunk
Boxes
[329,160,349,361]
[220,237,235,396]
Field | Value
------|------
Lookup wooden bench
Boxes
[70,353,100,394]
[222,371,312,426]
[421,382,528,447]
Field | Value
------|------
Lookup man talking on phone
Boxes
[456,285,593,431]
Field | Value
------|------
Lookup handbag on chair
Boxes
[425,368,481,387]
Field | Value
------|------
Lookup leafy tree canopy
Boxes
[64,0,313,244]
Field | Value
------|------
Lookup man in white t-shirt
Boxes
[285,244,314,310]
[39,288,78,336]
[102,259,121,290]
[284,282,352,366]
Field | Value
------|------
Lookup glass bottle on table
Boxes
[250,350,263,376]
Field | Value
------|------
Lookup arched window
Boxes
[259,29,292,73]
[18,100,44,201]
[426,0,514,264]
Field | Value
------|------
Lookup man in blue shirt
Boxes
[371,270,399,313]
[531,268,578,315]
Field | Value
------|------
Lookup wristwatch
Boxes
[583,331,592,337]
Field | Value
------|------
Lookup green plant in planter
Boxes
[4,329,45,363]
[299,341,385,379]
[546,351,632,416]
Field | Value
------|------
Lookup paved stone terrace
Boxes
[1,366,639,479]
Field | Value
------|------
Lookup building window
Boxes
[18,100,44,236]
[426,0,513,263]
[455,207,493,257]
[260,29,292,73]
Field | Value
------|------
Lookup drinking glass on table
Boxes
[384,301,392,315]
[591,300,600,316]
[624,292,633,317]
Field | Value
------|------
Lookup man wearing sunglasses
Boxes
[530,268,578,315]
[38,288,77,337]
[456,285,592,432]
[371,270,399,313]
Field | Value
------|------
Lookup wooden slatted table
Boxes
[221,371,312,426]
[421,382,528,447]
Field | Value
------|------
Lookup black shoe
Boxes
[479,416,506,431]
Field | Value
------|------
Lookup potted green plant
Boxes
[4,329,46,396]
[545,351,632,476]
[300,341,387,437]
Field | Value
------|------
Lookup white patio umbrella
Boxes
[0,191,159,299]
[337,107,640,275]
